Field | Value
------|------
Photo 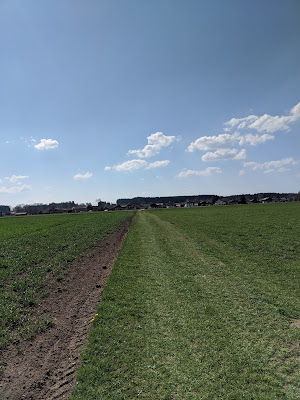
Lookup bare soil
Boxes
[0,215,133,400]
[290,318,300,328]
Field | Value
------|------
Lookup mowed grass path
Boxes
[71,204,300,400]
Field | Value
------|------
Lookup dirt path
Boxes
[0,215,133,400]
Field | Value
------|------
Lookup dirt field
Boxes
[0,216,133,400]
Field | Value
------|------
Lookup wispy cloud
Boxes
[128,132,176,158]
[146,160,170,169]
[74,172,93,180]
[5,175,29,183]
[202,148,246,162]
[224,115,259,130]
[112,159,147,172]
[107,132,176,172]
[225,101,300,133]
[243,157,297,173]
[0,184,32,194]
[177,167,222,178]
[105,159,170,172]
[187,132,274,152]
[35,139,59,150]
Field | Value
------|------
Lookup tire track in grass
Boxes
[71,211,299,399]
[145,212,299,399]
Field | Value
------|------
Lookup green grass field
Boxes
[71,203,300,399]
[0,211,132,351]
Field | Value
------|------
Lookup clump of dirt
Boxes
[0,215,133,400]
[177,236,187,241]
[290,319,300,328]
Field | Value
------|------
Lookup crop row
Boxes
[0,211,132,350]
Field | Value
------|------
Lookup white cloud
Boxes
[105,158,170,172]
[187,132,273,154]
[177,167,222,178]
[225,101,300,133]
[26,137,37,148]
[146,160,170,169]
[243,157,296,173]
[225,115,259,130]
[35,139,59,150]
[5,175,29,183]
[202,148,246,162]
[263,168,291,174]
[128,132,176,158]
[0,184,31,194]
[187,133,240,152]
[249,114,291,133]
[238,133,274,146]
[74,172,93,180]
[113,159,147,172]
[277,167,291,173]
[239,169,245,176]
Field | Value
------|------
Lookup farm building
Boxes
[259,197,273,204]
[72,206,88,212]
[215,200,227,206]
[184,200,198,207]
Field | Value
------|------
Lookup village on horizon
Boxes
[0,191,299,216]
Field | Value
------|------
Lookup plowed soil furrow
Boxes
[0,215,133,400]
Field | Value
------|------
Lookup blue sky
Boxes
[0,0,299,207]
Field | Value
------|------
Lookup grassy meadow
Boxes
[71,203,300,399]
[0,211,132,351]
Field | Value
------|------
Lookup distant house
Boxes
[153,203,164,208]
[185,200,197,207]
[259,197,273,204]
[166,202,176,208]
[215,200,226,206]
[199,201,209,206]
[112,204,132,211]
[72,206,88,212]
[51,208,68,214]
